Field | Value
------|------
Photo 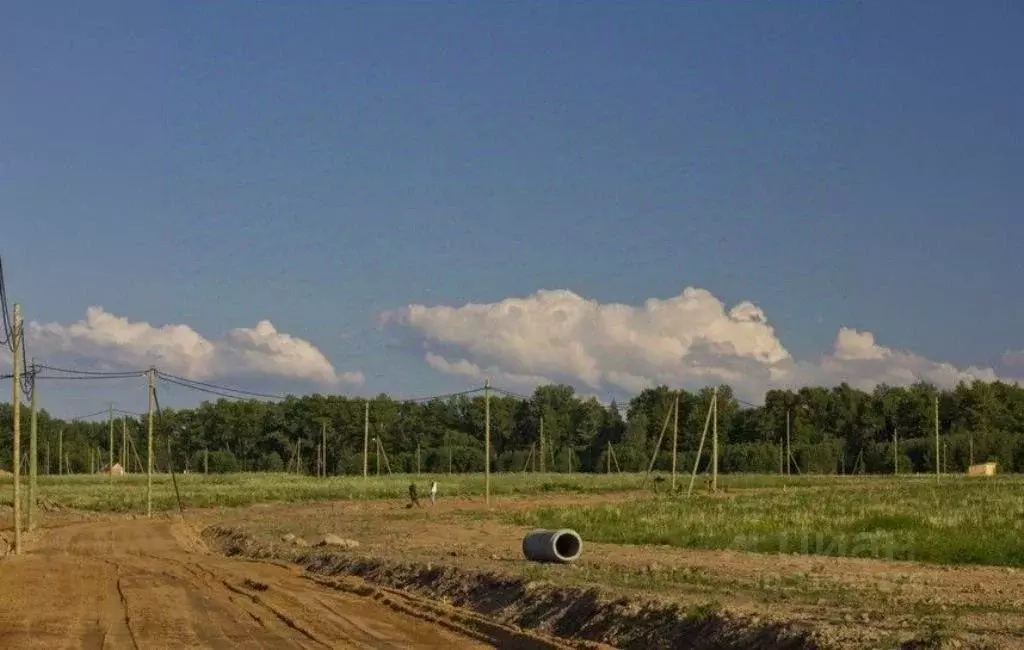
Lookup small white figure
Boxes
[429,480,438,505]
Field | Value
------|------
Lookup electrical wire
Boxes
[69,408,113,421]
[158,374,277,402]
[33,373,146,381]
[155,371,287,400]
[35,363,147,377]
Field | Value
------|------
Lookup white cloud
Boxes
[382,287,1009,403]
[22,307,362,385]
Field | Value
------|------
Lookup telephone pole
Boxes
[147,368,155,518]
[538,416,545,473]
[785,409,791,476]
[711,386,718,493]
[108,403,114,482]
[363,400,370,479]
[934,394,940,481]
[11,304,22,554]
[321,420,327,478]
[28,360,38,532]
[484,379,491,507]
[671,392,680,491]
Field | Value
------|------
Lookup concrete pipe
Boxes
[521,528,583,563]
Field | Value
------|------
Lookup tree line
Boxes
[2,379,1023,475]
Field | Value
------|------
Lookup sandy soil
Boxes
[205,494,1024,649]
[0,514,574,649]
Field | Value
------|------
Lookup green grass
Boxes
[503,474,1024,568]
[7,471,1024,568]
[0,471,655,512]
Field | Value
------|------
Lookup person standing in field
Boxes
[408,482,422,508]
[430,480,438,505]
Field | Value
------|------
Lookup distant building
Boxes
[102,462,126,476]
[967,462,997,476]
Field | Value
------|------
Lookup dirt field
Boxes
[0,514,577,649]
[4,491,1024,649]
[204,493,1024,649]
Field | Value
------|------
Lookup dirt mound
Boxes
[202,525,822,650]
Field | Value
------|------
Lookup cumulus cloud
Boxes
[381,287,1009,403]
[23,307,362,385]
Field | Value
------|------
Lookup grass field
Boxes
[505,474,1024,567]
[4,471,1023,568]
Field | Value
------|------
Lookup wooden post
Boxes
[121,416,127,473]
[484,379,491,506]
[934,394,940,481]
[11,304,22,554]
[416,443,421,476]
[686,396,715,497]
[711,387,718,493]
[28,361,38,531]
[108,403,114,482]
[204,448,209,474]
[58,429,63,476]
[539,416,545,473]
[893,426,898,475]
[606,440,612,474]
[363,400,370,479]
[785,408,791,476]
[671,391,679,491]
[147,368,155,518]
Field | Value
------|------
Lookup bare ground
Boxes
[201,493,1024,649]
[0,514,578,649]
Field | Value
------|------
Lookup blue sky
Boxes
[2,2,1022,418]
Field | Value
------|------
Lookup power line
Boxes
[156,371,287,400]
[33,373,146,381]
[68,408,112,422]
[35,363,146,377]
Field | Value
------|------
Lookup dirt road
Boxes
[0,517,568,649]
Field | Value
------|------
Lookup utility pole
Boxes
[147,368,155,518]
[108,403,114,482]
[363,400,369,479]
[484,379,491,507]
[416,443,421,476]
[671,391,679,491]
[321,420,327,478]
[711,386,718,493]
[893,426,898,474]
[11,303,22,554]
[539,416,545,473]
[204,448,209,474]
[785,409,791,476]
[121,416,127,473]
[934,394,940,481]
[28,360,38,532]
[58,429,63,476]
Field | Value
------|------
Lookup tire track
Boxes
[0,519,498,649]
[115,577,141,650]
